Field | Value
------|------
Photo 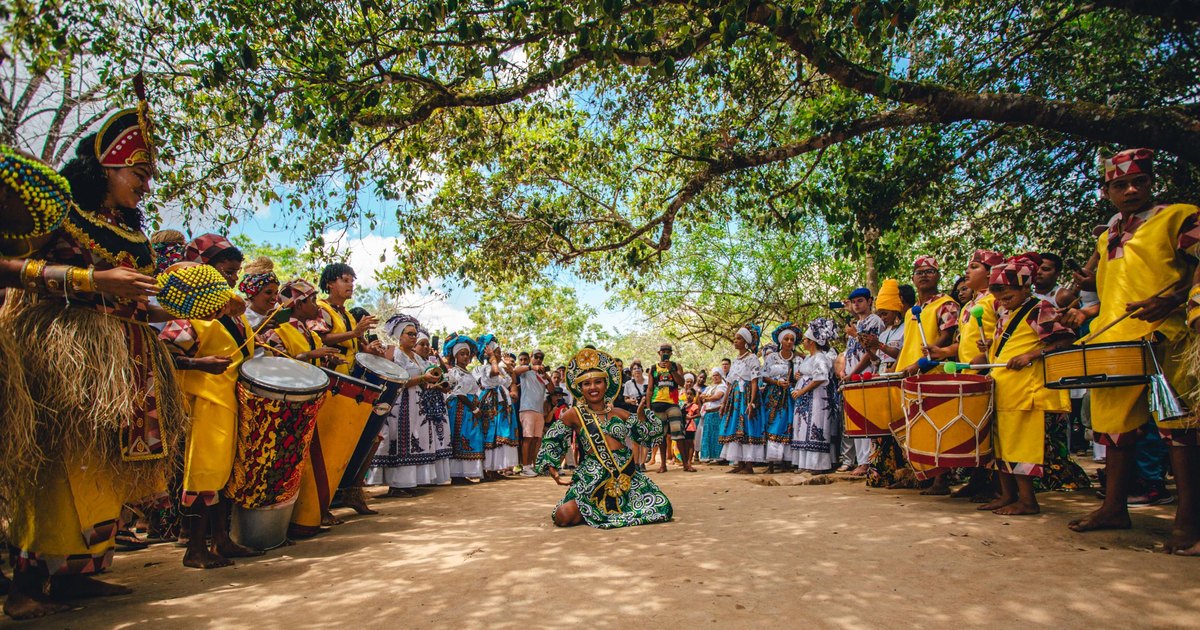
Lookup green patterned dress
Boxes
[535,408,673,529]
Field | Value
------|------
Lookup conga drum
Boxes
[290,368,382,536]
[228,357,329,550]
[340,352,410,490]
[901,374,994,480]
[841,374,903,437]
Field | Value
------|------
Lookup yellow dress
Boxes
[988,300,1071,475]
[1091,203,1200,441]
[896,294,959,371]
[171,316,254,506]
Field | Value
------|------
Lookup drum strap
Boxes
[218,315,251,358]
[995,299,1038,358]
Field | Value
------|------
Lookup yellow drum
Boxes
[902,374,994,480]
[1042,341,1152,390]
[842,374,904,437]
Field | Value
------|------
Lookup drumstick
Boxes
[1078,282,1178,345]
[912,306,930,357]
[226,303,285,359]
[969,305,986,338]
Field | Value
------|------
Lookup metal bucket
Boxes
[230,496,298,551]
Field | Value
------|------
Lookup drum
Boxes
[901,374,994,480]
[841,374,904,437]
[291,369,383,536]
[228,357,329,550]
[1041,341,1152,390]
[340,352,410,490]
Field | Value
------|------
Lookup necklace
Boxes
[61,205,154,273]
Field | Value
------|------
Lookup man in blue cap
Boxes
[837,286,885,474]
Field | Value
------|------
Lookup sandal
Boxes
[115,530,149,551]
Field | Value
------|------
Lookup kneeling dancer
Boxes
[536,348,673,528]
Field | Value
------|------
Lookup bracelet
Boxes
[41,264,68,294]
[66,266,95,293]
[20,259,45,291]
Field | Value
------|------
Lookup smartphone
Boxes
[365,332,379,344]
[430,334,440,353]
[272,307,292,326]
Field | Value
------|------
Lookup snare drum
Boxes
[290,368,383,536]
[340,352,410,490]
[841,374,904,437]
[228,357,329,550]
[902,374,994,480]
[1042,341,1152,390]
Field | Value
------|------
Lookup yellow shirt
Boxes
[178,316,255,411]
[988,300,1070,413]
[958,291,997,365]
[896,294,959,370]
[1093,203,1199,344]
[316,299,359,374]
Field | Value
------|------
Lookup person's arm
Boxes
[669,361,684,388]
[513,364,532,377]
[536,412,575,481]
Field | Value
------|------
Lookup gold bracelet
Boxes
[66,266,94,294]
[20,259,46,292]
[1189,306,1200,327]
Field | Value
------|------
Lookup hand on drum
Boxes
[93,267,158,302]
[306,346,341,364]
[364,339,385,355]
[1058,308,1086,329]
[192,355,233,374]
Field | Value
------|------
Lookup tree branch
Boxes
[747,2,1200,162]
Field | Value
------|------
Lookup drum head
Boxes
[240,357,330,394]
[355,352,408,383]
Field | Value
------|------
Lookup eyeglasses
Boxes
[913,269,939,277]
[533,354,544,359]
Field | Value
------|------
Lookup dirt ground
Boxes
[8,464,1200,629]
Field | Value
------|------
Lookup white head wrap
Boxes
[778,328,797,342]
[736,327,753,346]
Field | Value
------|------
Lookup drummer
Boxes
[258,279,344,366]
[160,234,264,569]
[896,255,960,495]
[968,254,1075,516]
[311,263,384,369]
[1066,148,1200,556]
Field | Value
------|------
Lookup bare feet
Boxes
[1068,507,1133,533]
[4,590,73,620]
[978,497,1014,511]
[656,466,668,473]
[724,466,741,474]
[736,465,755,475]
[970,491,999,503]
[343,489,378,515]
[182,547,234,569]
[49,575,132,600]
[1164,527,1200,554]
[214,540,265,559]
[1172,540,1200,556]
[850,465,870,477]
[949,484,975,499]
[920,485,951,496]
[320,511,345,527]
[993,502,1040,516]
[683,466,697,472]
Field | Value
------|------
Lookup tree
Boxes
[464,278,606,366]
[230,234,319,283]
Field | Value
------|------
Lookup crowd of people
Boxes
[1,84,1199,623]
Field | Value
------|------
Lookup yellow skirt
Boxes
[993,409,1045,475]
[291,392,373,529]
[1092,335,1196,438]
[182,396,237,505]
[8,453,123,575]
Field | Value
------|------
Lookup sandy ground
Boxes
[7,465,1200,629]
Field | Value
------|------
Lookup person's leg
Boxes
[1069,444,1134,531]
[182,503,232,569]
[980,471,1017,511]
[1165,442,1200,553]
[4,565,69,620]
[921,472,951,495]
[657,439,669,472]
[210,499,264,558]
[993,475,1040,515]
[681,435,696,472]
[1131,424,1168,500]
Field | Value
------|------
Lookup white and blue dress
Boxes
[719,352,764,463]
